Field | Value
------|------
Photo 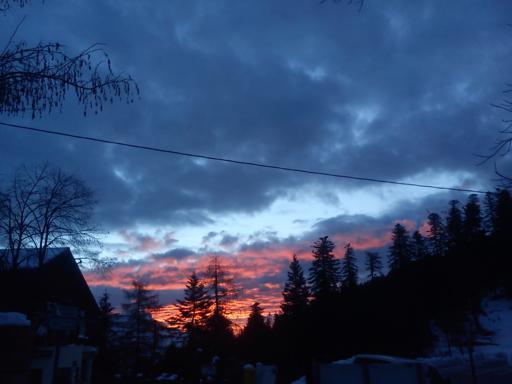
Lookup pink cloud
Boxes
[86,224,402,325]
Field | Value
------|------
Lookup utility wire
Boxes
[0,121,488,194]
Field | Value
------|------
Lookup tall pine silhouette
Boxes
[427,212,447,257]
[388,223,411,271]
[412,230,429,260]
[204,256,237,352]
[462,194,483,243]
[365,251,382,281]
[446,200,464,251]
[341,243,358,289]
[169,272,212,340]
[308,236,340,299]
[122,280,161,371]
[240,302,272,363]
[281,254,309,317]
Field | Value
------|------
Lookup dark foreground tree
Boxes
[281,254,309,317]
[411,231,429,260]
[364,251,382,281]
[0,0,29,12]
[96,291,117,379]
[240,302,272,363]
[98,291,115,349]
[462,194,484,243]
[341,243,358,289]
[388,223,411,271]
[427,213,447,257]
[308,236,340,299]
[1,1,138,118]
[446,200,464,251]
[203,256,237,353]
[206,255,238,316]
[122,280,161,373]
[0,164,107,270]
[168,271,212,343]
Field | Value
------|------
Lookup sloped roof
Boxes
[0,248,99,316]
[0,247,69,268]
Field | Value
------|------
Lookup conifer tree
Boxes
[411,230,429,260]
[483,192,497,235]
[493,189,512,294]
[99,290,115,339]
[206,256,238,316]
[388,223,411,271]
[463,194,484,243]
[241,302,272,363]
[446,200,464,251]
[204,256,237,349]
[281,254,309,317]
[97,291,116,360]
[341,243,358,288]
[308,236,340,299]
[122,280,161,369]
[427,212,447,257]
[365,251,382,281]
[243,302,270,337]
[494,189,512,241]
[170,272,212,338]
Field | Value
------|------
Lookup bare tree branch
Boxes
[0,41,139,118]
[0,164,109,270]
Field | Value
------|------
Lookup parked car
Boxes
[314,354,448,384]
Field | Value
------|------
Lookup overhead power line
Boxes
[0,121,487,194]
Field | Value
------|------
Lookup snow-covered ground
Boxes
[479,297,512,362]
[0,312,31,326]
[427,297,512,362]
[423,297,512,384]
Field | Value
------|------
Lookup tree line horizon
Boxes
[90,186,512,382]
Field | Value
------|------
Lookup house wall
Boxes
[29,345,97,384]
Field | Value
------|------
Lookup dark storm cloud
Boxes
[1,0,510,229]
[310,192,461,240]
[152,248,196,261]
[219,234,239,247]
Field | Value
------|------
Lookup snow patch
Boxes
[0,312,31,327]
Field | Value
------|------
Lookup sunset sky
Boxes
[2,0,512,324]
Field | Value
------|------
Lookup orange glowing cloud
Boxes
[85,224,403,326]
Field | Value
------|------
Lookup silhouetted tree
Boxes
[98,291,115,349]
[364,251,382,281]
[308,236,340,299]
[281,254,309,317]
[0,164,108,270]
[494,189,512,241]
[483,192,497,235]
[388,223,411,271]
[341,243,358,289]
[241,302,272,362]
[446,200,464,251]
[462,194,484,243]
[0,0,30,13]
[1,1,138,118]
[204,256,237,353]
[96,291,117,378]
[203,311,235,356]
[168,271,212,343]
[411,230,429,260]
[493,189,512,294]
[122,280,161,372]
[206,255,238,316]
[427,213,447,257]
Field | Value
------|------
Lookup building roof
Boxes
[0,247,69,268]
[0,248,99,316]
